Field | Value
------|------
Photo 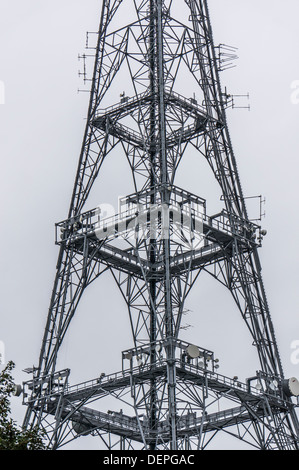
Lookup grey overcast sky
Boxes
[0,0,299,449]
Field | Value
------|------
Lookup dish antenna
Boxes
[186,344,200,359]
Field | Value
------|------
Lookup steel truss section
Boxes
[22,0,299,450]
[22,346,298,450]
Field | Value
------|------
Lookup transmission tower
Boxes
[21,0,299,450]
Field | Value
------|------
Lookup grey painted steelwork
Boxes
[22,0,299,450]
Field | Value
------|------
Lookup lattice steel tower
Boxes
[22,0,299,450]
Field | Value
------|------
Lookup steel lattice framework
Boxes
[22,0,299,450]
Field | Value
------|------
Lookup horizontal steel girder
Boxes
[23,361,291,411]
[55,187,260,278]
[55,403,280,444]
[23,362,293,446]
[92,89,218,149]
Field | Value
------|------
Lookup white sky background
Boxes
[0,0,299,449]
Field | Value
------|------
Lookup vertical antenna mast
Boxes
[21,0,299,450]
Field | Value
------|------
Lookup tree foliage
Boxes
[0,361,45,450]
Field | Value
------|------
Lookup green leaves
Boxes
[0,361,46,450]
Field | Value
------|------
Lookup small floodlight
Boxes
[12,384,22,397]
[123,352,132,360]
[256,381,262,390]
